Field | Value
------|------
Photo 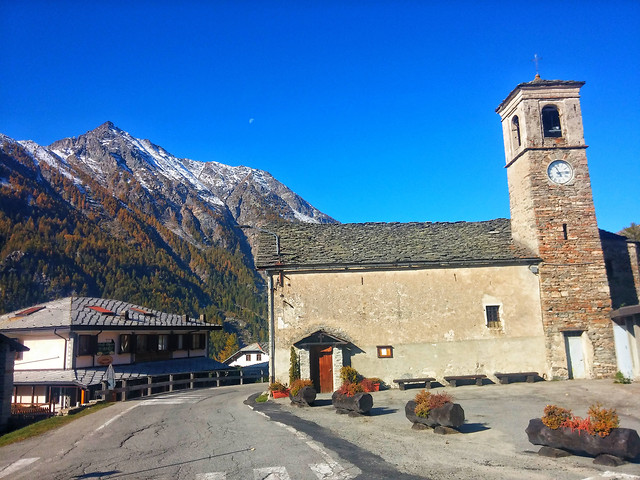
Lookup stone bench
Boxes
[393,377,436,390]
[494,372,540,384]
[444,374,487,387]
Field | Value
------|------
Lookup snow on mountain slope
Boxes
[3,122,336,253]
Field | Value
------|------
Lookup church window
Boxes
[562,223,568,240]
[377,346,393,358]
[511,116,521,147]
[542,105,562,137]
[485,306,501,328]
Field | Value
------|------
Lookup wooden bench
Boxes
[494,372,539,384]
[393,377,436,390]
[443,374,487,387]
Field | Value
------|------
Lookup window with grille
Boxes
[485,305,501,328]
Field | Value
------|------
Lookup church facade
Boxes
[255,77,640,392]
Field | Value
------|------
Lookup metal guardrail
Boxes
[94,368,267,401]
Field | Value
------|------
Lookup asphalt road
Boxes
[2,380,639,480]
[260,379,640,480]
[0,384,415,479]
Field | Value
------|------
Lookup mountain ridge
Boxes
[0,123,337,352]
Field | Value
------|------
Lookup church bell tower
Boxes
[496,75,616,379]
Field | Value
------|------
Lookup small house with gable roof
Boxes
[223,342,269,369]
[0,296,222,412]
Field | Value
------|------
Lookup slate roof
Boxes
[496,77,585,113]
[0,297,221,332]
[12,357,227,387]
[255,218,538,270]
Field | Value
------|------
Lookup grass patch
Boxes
[255,393,269,403]
[0,402,114,448]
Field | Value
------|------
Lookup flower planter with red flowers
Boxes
[272,389,290,399]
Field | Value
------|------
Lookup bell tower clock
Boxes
[496,76,616,379]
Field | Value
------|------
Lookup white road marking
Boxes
[0,458,39,478]
[582,473,640,480]
[260,421,359,479]
[195,473,226,480]
[138,393,209,406]
[95,404,139,432]
[254,466,291,479]
[307,440,357,480]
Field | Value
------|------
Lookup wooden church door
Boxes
[310,346,333,393]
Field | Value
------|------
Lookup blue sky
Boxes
[2,1,638,233]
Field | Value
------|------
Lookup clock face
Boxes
[547,160,573,184]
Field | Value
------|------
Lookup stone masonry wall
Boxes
[524,148,615,378]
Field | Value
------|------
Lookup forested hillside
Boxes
[0,138,267,357]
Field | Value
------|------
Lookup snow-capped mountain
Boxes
[0,123,335,326]
[5,122,335,248]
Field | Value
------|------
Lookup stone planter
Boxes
[405,400,465,429]
[289,386,316,406]
[331,391,373,415]
[526,418,640,460]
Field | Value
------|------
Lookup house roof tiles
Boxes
[0,297,221,332]
[255,218,538,270]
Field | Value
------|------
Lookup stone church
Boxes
[255,76,640,392]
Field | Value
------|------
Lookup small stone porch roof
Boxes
[0,297,221,333]
[293,330,349,348]
[255,218,538,270]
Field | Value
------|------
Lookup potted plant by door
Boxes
[269,381,289,398]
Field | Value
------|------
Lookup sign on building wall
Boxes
[97,340,115,356]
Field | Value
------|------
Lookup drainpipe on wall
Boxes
[268,273,275,384]
[53,329,67,370]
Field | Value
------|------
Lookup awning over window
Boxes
[294,330,349,348]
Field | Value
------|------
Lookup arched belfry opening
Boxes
[541,105,562,137]
[511,115,521,147]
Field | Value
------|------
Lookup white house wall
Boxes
[15,336,66,370]
[273,264,547,386]
[229,353,269,368]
